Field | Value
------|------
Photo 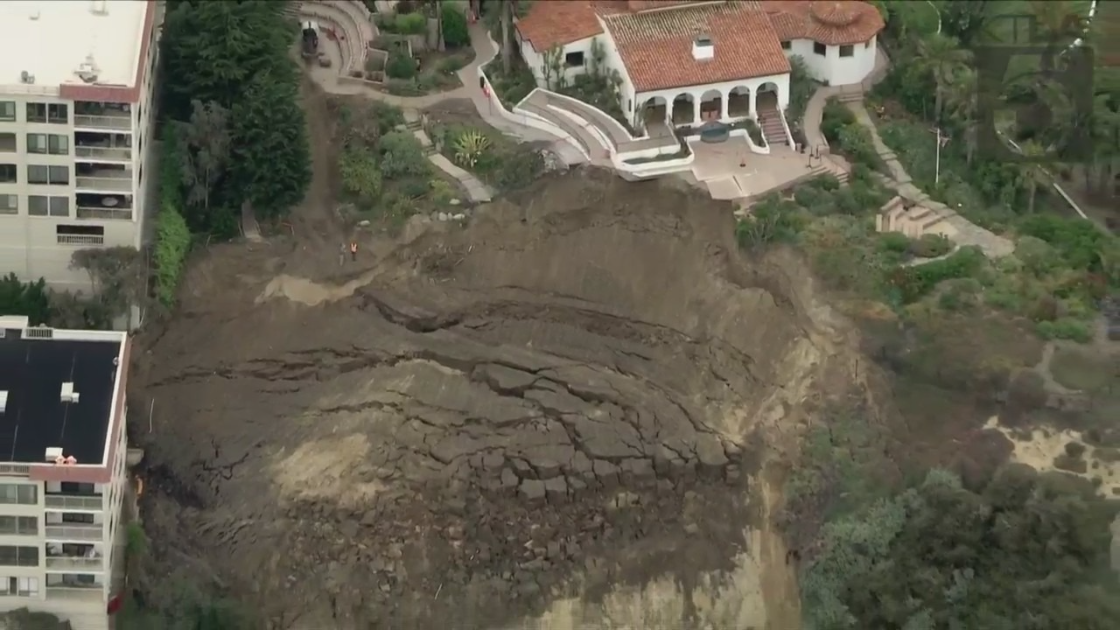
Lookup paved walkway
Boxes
[798,48,1013,259]
[297,4,585,202]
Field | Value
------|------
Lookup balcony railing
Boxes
[45,525,102,541]
[75,146,132,160]
[46,556,105,570]
[77,206,133,220]
[75,176,132,192]
[57,235,106,246]
[73,115,131,131]
[44,494,103,510]
[45,586,105,602]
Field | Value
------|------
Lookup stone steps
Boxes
[809,162,850,185]
[757,111,788,146]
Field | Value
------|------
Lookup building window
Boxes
[0,195,15,215]
[780,41,791,50]
[0,101,14,122]
[813,42,826,56]
[564,51,585,67]
[57,224,104,246]
[26,133,67,154]
[60,482,96,495]
[0,484,36,505]
[0,547,39,567]
[27,165,69,185]
[0,517,38,536]
[48,104,69,125]
[26,103,46,123]
[0,164,14,184]
[839,45,854,57]
[0,577,39,596]
[61,513,95,525]
[0,133,14,153]
[29,195,70,217]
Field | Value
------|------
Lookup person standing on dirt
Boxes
[350,241,358,262]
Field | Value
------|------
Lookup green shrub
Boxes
[395,12,427,35]
[849,181,889,212]
[890,246,984,302]
[441,5,470,48]
[153,206,190,306]
[878,232,911,254]
[385,78,423,96]
[737,196,805,248]
[910,234,953,258]
[378,131,429,179]
[386,51,416,79]
[0,274,51,325]
[437,55,468,75]
[1017,214,1113,272]
[821,98,855,142]
[832,188,862,215]
[1036,318,1093,343]
[339,148,382,204]
[810,173,841,192]
[794,184,830,212]
[836,124,881,168]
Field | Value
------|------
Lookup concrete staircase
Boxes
[757,108,789,148]
[808,158,850,185]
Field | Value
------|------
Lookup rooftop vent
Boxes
[45,447,63,463]
[0,391,7,414]
[91,0,109,16]
[693,34,714,61]
[29,10,40,21]
[76,54,100,84]
[19,71,35,85]
[61,382,80,404]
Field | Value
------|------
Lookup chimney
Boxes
[692,34,714,61]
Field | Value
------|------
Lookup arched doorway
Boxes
[728,86,752,118]
[699,89,723,122]
[640,96,668,128]
[756,81,780,116]
[671,93,695,126]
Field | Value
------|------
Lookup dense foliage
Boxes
[803,467,1120,630]
[159,0,310,234]
[0,274,51,325]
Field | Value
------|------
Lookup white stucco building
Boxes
[516,0,884,133]
[0,1,160,293]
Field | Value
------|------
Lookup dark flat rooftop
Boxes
[0,332,121,465]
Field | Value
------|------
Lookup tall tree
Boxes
[500,0,513,73]
[229,72,312,219]
[159,1,295,120]
[177,100,231,215]
[944,67,979,164]
[915,33,973,122]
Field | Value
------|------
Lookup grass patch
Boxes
[1049,346,1114,391]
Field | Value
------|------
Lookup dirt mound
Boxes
[131,170,858,629]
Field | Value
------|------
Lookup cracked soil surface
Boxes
[131,165,862,629]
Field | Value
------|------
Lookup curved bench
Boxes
[300,3,366,76]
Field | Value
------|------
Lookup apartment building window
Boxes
[0,133,14,153]
[29,195,70,217]
[0,577,39,596]
[0,195,15,215]
[0,484,36,505]
[26,103,46,123]
[0,547,39,567]
[27,165,69,185]
[0,517,38,536]
[813,42,826,56]
[839,45,854,58]
[48,104,69,125]
[0,164,15,184]
[27,134,70,155]
[57,224,104,246]
[0,101,14,122]
[780,41,791,50]
[59,482,96,495]
[61,513,94,525]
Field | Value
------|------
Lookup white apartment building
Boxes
[0,0,160,293]
[0,315,131,630]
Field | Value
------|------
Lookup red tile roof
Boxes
[607,4,791,92]
[763,1,885,46]
[516,1,885,89]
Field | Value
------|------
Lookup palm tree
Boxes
[1017,140,1050,213]
[944,66,979,164]
[915,33,973,123]
[500,0,514,74]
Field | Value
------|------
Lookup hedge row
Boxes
[154,127,191,306]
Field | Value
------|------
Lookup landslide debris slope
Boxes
[131,169,864,629]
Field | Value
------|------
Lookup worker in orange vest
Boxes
[350,241,358,262]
